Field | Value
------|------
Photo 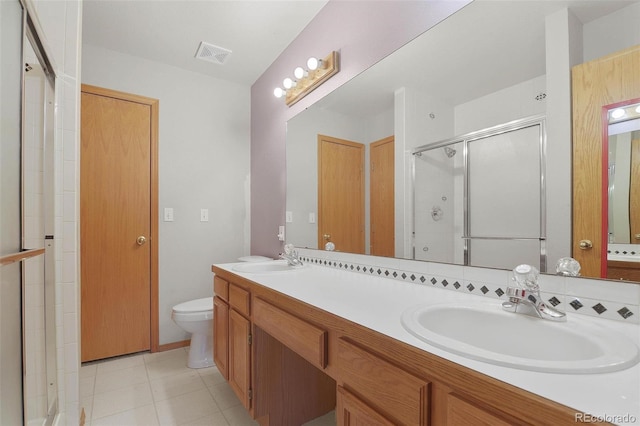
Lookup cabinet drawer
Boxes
[337,338,430,426]
[253,297,327,369]
[447,393,515,426]
[213,276,229,301]
[229,284,250,316]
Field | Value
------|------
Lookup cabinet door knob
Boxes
[579,240,593,250]
[635,234,640,241]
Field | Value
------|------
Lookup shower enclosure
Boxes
[1,1,58,424]
[413,116,547,271]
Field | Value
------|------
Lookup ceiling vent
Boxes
[195,42,232,65]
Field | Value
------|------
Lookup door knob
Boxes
[136,236,147,246]
[323,234,331,241]
[578,240,593,250]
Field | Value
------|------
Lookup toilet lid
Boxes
[173,297,213,313]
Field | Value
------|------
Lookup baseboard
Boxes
[157,339,190,352]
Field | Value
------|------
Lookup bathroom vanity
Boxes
[211,262,639,425]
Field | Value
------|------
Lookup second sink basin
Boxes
[401,301,639,374]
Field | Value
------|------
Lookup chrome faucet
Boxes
[502,264,566,322]
[279,243,303,267]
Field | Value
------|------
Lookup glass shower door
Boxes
[466,124,545,270]
[1,2,58,424]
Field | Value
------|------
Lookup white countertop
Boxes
[215,262,640,425]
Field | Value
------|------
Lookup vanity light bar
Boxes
[273,51,340,107]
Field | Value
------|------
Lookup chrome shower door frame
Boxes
[412,115,547,271]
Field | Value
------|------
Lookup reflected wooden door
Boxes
[370,136,395,257]
[318,135,365,253]
[80,85,158,361]
[572,45,640,278]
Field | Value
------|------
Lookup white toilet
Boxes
[171,297,214,369]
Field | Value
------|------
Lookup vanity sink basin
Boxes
[232,260,302,273]
[401,302,639,374]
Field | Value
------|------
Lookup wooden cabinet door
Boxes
[213,296,229,380]
[337,386,394,426]
[229,309,251,409]
[446,393,516,426]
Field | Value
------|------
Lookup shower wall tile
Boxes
[63,221,75,252]
[63,282,76,314]
[63,159,75,191]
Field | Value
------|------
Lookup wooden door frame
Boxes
[571,45,640,279]
[80,84,160,353]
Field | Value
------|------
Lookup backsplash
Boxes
[296,248,640,324]
[608,243,640,262]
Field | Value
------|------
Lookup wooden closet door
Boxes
[80,86,157,361]
[318,135,365,253]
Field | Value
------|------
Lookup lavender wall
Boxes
[250,0,470,256]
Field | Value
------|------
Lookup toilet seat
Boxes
[172,297,213,313]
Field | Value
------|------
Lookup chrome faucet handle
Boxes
[504,264,566,322]
[556,257,581,276]
[280,244,303,267]
[512,264,540,291]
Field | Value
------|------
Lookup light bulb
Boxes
[294,66,306,79]
[611,108,626,119]
[273,87,284,98]
[307,57,322,71]
[283,77,295,89]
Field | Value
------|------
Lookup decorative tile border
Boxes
[608,243,640,261]
[297,249,639,324]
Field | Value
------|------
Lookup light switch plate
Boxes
[164,207,174,222]
[286,211,293,223]
[309,212,316,224]
[200,209,209,222]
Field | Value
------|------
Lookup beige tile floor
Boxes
[80,347,335,426]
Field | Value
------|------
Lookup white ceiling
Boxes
[82,0,329,86]
[82,0,636,106]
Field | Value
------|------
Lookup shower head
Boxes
[444,146,456,158]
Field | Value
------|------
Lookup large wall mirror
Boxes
[286,0,640,281]
[605,98,640,282]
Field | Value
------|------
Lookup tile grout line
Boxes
[143,350,162,425]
